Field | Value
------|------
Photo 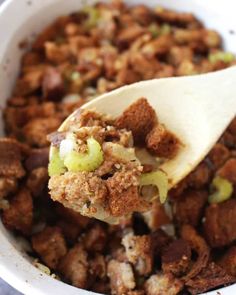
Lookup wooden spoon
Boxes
[58,66,236,188]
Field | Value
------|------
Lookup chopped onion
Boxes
[59,137,76,159]
[104,142,140,165]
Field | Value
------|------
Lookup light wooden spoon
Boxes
[58,66,236,189]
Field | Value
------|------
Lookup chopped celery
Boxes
[48,148,66,177]
[208,176,233,204]
[70,71,81,81]
[140,170,168,204]
[209,51,234,64]
[160,24,171,35]
[148,23,160,38]
[64,137,103,172]
[83,6,100,29]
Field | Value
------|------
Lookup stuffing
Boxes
[58,244,88,288]
[0,177,18,199]
[0,138,25,178]
[57,220,81,243]
[142,200,170,231]
[107,259,136,295]
[115,98,157,145]
[151,229,172,257]
[186,262,235,295]
[203,199,236,247]
[162,239,191,276]
[130,5,154,25]
[106,169,149,217]
[218,246,236,276]
[42,67,65,101]
[25,148,49,171]
[32,226,67,269]
[4,102,56,136]
[22,117,62,147]
[2,188,33,235]
[13,67,43,96]
[89,253,107,280]
[146,124,179,158]
[49,171,108,217]
[26,167,48,197]
[208,143,230,169]
[144,273,183,295]
[173,189,208,227]
[122,233,153,275]
[82,223,107,252]
[154,7,199,26]
[181,225,210,280]
[186,162,211,188]
[116,24,145,48]
[217,158,236,184]
[55,203,90,228]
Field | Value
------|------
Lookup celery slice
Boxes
[161,24,171,35]
[48,148,66,177]
[70,71,81,81]
[140,170,168,204]
[83,6,100,29]
[209,52,234,64]
[64,137,103,172]
[148,23,159,38]
[208,176,233,204]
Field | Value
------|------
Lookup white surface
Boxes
[0,0,236,295]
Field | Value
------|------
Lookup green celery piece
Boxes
[209,51,234,64]
[140,170,168,204]
[208,176,233,204]
[48,148,66,177]
[64,137,103,172]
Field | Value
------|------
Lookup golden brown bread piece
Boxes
[0,138,25,178]
[208,143,230,169]
[217,158,236,184]
[32,226,67,269]
[181,225,210,280]
[2,188,33,235]
[186,262,235,295]
[107,259,136,295]
[203,199,236,248]
[58,244,88,288]
[115,98,157,145]
[146,124,179,158]
[26,167,48,197]
[42,67,65,101]
[122,233,153,275]
[162,239,191,277]
[173,189,208,227]
[144,273,183,295]
[218,246,236,277]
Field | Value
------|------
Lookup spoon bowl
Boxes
[58,66,236,188]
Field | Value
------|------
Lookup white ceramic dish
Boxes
[0,0,236,294]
